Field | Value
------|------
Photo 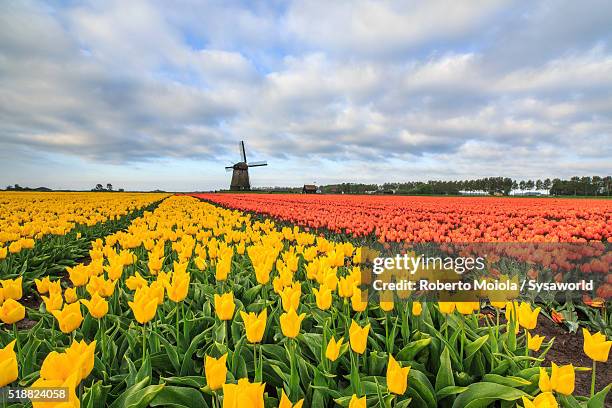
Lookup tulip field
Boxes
[0,192,611,407]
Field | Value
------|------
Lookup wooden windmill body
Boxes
[226,141,267,191]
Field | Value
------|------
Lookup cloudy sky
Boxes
[1,1,611,191]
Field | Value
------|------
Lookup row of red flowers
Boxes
[192,194,612,244]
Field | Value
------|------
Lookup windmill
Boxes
[225,141,267,191]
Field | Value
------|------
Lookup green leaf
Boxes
[557,394,583,408]
[150,386,207,408]
[451,382,527,408]
[406,369,436,408]
[588,383,611,408]
[481,374,532,388]
[396,338,432,361]
[435,347,455,393]
[83,381,111,408]
[436,386,469,399]
[464,335,489,367]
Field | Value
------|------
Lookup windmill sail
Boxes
[248,161,267,167]
[239,141,247,163]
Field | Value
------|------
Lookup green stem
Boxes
[13,323,20,365]
[142,324,146,363]
[460,317,464,362]
[495,309,500,343]
[253,344,257,381]
[591,360,596,397]
[175,302,180,346]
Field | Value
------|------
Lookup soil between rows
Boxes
[536,315,611,402]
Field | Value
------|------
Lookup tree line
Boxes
[258,176,611,196]
[333,176,611,196]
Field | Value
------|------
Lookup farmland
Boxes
[0,193,610,407]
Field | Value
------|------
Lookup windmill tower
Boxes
[225,141,267,191]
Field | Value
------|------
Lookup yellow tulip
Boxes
[279,390,304,408]
[280,285,301,313]
[582,328,611,362]
[48,280,62,296]
[539,367,552,393]
[150,280,166,305]
[126,272,148,291]
[240,309,267,343]
[42,292,64,312]
[35,276,52,294]
[128,287,158,324]
[103,260,124,281]
[1,277,22,300]
[456,302,479,315]
[254,261,272,285]
[214,292,236,321]
[541,363,575,396]
[325,336,344,362]
[40,351,75,382]
[438,301,455,315]
[81,293,109,319]
[522,393,558,408]
[51,302,83,333]
[349,320,370,354]
[216,255,231,281]
[0,340,18,387]
[65,340,96,381]
[66,265,89,287]
[527,332,545,352]
[387,354,410,395]
[64,287,79,304]
[0,298,26,324]
[338,276,354,298]
[412,301,422,316]
[0,246,7,260]
[205,353,228,391]
[518,302,540,330]
[222,378,265,408]
[148,256,163,275]
[31,371,80,408]
[167,271,190,302]
[380,299,394,312]
[351,288,367,312]
[8,241,21,254]
[280,308,306,338]
[348,394,366,408]
[490,300,506,309]
[312,285,332,310]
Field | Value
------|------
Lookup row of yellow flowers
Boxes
[0,192,167,257]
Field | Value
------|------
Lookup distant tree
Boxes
[519,181,526,191]
[525,180,535,190]
[106,183,113,191]
[535,179,543,190]
[543,178,552,192]
[118,188,125,192]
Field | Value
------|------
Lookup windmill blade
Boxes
[225,167,233,172]
[239,141,247,163]
[248,161,267,167]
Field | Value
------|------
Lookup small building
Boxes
[302,184,318,194]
